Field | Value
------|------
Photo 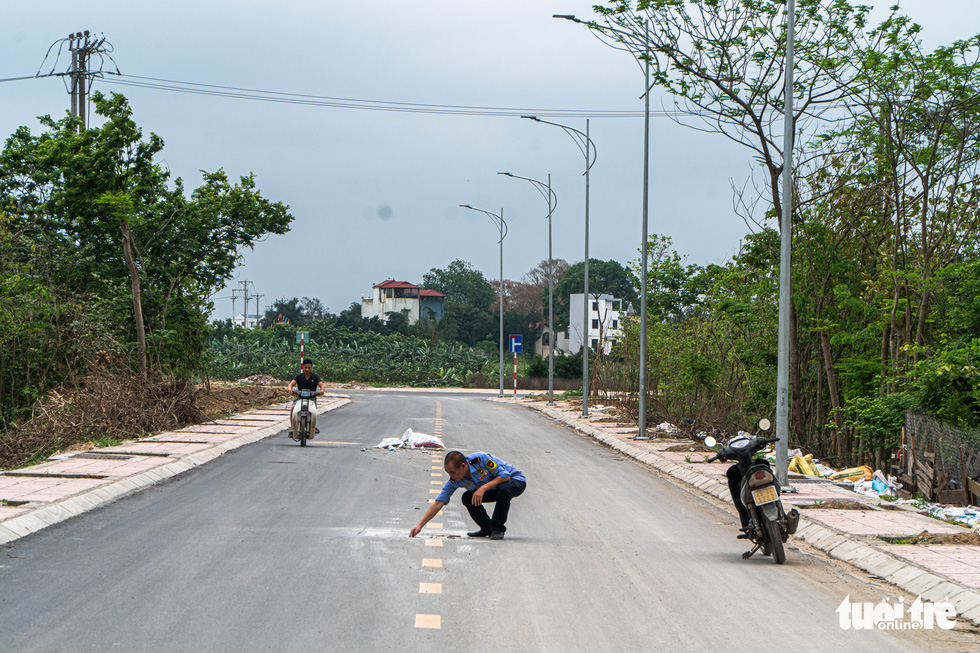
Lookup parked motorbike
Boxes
[704,433,800,564]
[290,389,322,447]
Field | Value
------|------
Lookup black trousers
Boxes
[462,479,526,533]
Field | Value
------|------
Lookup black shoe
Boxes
[467,530,491,538]
[489,531,505,540]
[737,527,751,540]
[315,429,320,434]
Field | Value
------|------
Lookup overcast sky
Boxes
[4,1,979,321]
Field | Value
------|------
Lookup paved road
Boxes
[1,391,977,651]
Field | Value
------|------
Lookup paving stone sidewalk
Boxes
[0,395,350,544]
[507,396,980,628]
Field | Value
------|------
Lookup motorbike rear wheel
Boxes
[299,415,308,447]
[765,517,785,564]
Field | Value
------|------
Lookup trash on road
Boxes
[373,428,445,450]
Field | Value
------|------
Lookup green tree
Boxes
[630,234,706,322]
[422,259,495,309]
[0,92,293,379]
[261,297,326,327]
[423,260,495,345]
[587,0,880,434]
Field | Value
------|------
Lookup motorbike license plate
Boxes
[752,486,779,506]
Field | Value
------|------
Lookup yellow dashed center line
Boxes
[415,614,441,629]
[415,400,446,632]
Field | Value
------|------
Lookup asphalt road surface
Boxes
[1,390,978,652]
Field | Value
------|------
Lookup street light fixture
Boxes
[553,13,652,438]
[499,171,558,405]
[522,115,595,418]
[460,204,508,398]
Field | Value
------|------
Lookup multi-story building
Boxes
[549,293,629,356]
[360,279,445,324]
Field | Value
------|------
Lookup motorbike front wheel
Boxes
[299,415,308,447]
[765,517,786,564]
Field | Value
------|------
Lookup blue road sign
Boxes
[509,334,523,353]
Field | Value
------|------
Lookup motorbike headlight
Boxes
[747,469,774,488]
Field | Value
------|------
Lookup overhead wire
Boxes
[3,64,696,118]
[91,73,684,119]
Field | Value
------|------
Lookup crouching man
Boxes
[410,450,526,540]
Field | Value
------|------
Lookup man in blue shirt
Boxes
[409,450,526,540]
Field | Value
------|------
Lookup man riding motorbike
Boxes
[287,358,326,440]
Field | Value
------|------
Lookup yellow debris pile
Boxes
[828,465,874,482]
[789,454,818,476]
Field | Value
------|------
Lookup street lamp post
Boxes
[460,204,508,398]
[775,0,797,487]
[553,14,651,437]
[499,171,558,405]
[522,116,596,418]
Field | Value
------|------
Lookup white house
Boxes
[360,279,446,324]
[553,293,628,356]
[232,313,260,328]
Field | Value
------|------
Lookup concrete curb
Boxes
[513,399,980,628]
[0,397,350,545]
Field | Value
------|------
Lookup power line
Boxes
[92,73,678,119]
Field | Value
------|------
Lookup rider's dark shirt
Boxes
[293,372,322,391]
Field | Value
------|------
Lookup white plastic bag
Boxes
[401,428,445,449]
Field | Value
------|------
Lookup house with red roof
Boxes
[360,278,446,324]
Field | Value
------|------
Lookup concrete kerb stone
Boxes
[954,592,980,614]
[922,581,968,604]
[961,604,980,624]
[859,553,908,579]
[0,397,351,545]
[888,565,930,588]
[904,573,947,596]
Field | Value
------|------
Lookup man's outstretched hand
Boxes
[409,525,422,538]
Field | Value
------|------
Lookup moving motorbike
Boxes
[290,388,322,447]
[705,433,800,564]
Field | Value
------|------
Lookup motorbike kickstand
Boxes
[742,542,762,560]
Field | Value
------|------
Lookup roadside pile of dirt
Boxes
[895,531,980,545]
[0,374,286,470]
[798,499,875,511]
[238,374,283,386]
[665,442,715,453]
[193,385,285,416]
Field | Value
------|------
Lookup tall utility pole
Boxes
[231,289,244,325]
[776,0,797,487]
[252,293,264,329]
[238,280,252,327]
[67,31,108,131]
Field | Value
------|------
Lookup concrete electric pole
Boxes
[66,31,110,131]
[252,294,264,329]
[238,280,252,327]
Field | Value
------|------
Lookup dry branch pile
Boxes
[0,369,206,469]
